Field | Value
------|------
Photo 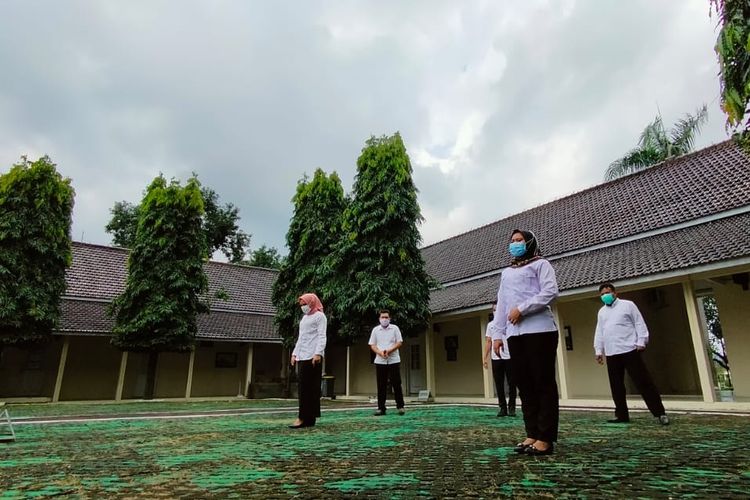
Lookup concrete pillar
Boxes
[345,346,351,397]
[683,281,717,402]
[244,343,254,398]
[425,325,437,396]
[115,351,129,401]
[480,313,493,399]
[552,305,570,400]
[184,349,196,399]
[52,336,70,402]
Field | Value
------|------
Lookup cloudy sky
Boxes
[0,0,730,256]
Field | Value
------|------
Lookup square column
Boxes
[683,281,717,402]
[424,325,437,396]
[184,349,196,399]
[552,305,570,400]
[345,346,351,397]
[244,343,254,397]
[52,336,70,402]
[115,351,129,401]
[480,313,493,399]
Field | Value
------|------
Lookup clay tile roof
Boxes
[61,243,281,341]
[426,141,750,313]
[422,140,750,285]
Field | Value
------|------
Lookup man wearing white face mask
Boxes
[368,310,405,416]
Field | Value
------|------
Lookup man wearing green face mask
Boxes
[594,283,669,426]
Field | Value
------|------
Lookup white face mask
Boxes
[301,305,311,314]
[380,319,390,328]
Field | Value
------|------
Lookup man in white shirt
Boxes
[483,302,516,417]
[594,283,669,426]
[368,310,405,416]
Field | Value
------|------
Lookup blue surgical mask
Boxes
[509,241,526,258]
[600,293,615,306]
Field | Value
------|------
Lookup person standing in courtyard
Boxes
[484,302,517,417]
[369,309,406,416]
[491,229,560,456]
[289,293,327,429]
[594,283,670,426]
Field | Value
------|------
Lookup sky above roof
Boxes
[0,0,731,255]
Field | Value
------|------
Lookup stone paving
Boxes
[1,402,749,498]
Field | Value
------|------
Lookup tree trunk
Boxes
[144,352,159,400]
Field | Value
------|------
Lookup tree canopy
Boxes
[271,169,347,346]
[711,0,750,136]
[0,156,75,346]
[244,245,284,269]
[110,175,209,354]
[327,133,433,340]
[106,185,250,263]
[605,105,708,180]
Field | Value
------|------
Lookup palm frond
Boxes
[638,115,666,151]
[605,146,663,180]
[669,104,709,156]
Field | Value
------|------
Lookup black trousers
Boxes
[508,331,559,443]
[297,359,322,424]
[606,349,665,419]
[491,359,517,410]
[375,362,405,412]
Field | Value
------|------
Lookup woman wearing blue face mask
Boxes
[490,229,560,456]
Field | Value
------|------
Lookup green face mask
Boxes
[600,293,616,306]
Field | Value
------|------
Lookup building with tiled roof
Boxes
[61,242,280,341]
[341,140,750,408]
[1,243,285,402]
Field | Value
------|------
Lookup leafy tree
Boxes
[271,169,347,346]
[106,185,250,263]
[605,105,708,180]
[110,175,209,398]
[244,245,284,269]
[0,156,75,346]
[327,133,433,341]
[711,0,750,135]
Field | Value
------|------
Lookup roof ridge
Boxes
[421,138,735,251]
[72,241,279,273]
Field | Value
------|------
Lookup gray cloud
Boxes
[0,0,730,254]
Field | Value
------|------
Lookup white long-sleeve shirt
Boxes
[490,259,559,341]
[594,298,649,356]
[486,322,509,360]
[292,311,327,360]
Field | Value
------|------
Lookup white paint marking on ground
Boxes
[11,403,749,426]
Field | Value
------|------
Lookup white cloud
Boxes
[0,0,731,254]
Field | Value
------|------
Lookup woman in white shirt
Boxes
[289,293,327,429]
[491,229,560,455]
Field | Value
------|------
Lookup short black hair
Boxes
[598,282,616,292]
[379,309,390,316]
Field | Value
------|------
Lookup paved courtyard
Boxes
[1,401,749,498]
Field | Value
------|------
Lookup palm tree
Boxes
[605,105,708,180]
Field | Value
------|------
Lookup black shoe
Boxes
[524,443,554,456]
[658,415,670,426]
[508,409,516,417]
[398,408,405,416]
[513,442,533,453]
[606,418,630,424]
[373,410,386,416]
[288,423,309,429]
[498,408,508,417]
